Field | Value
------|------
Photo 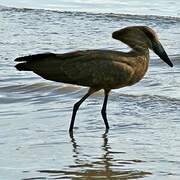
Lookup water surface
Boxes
[0,2,180,180]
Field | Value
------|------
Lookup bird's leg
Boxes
[69,88,96,132]
[101,89,110,129]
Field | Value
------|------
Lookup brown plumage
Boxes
[15,26,173,132]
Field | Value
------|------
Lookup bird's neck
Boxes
[126,46,149,86]
[131,46,149,59]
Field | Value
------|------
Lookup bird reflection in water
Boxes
[39,130,152,179]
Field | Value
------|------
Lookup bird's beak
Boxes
[152,41,173,67]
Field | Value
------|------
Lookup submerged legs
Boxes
[101,89,110,129]
[69,88,96,132]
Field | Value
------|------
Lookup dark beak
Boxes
[152,41,173,67]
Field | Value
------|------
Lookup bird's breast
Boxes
[128,56,149,86]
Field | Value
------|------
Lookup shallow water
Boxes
[0,2,180,180]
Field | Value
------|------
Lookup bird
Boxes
[14,26,173,132]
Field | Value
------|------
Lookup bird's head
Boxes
[112,26,173,67]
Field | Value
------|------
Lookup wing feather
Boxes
[15,50,134,89]
[60,54,134,88]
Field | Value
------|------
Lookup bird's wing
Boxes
[15,50,134,89]
[59,51,134,89]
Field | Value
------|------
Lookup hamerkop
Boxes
[15,26,173,132]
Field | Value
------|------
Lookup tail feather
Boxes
[14,53,55,62]
[15,62,31,71]
[14,53,56,71]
